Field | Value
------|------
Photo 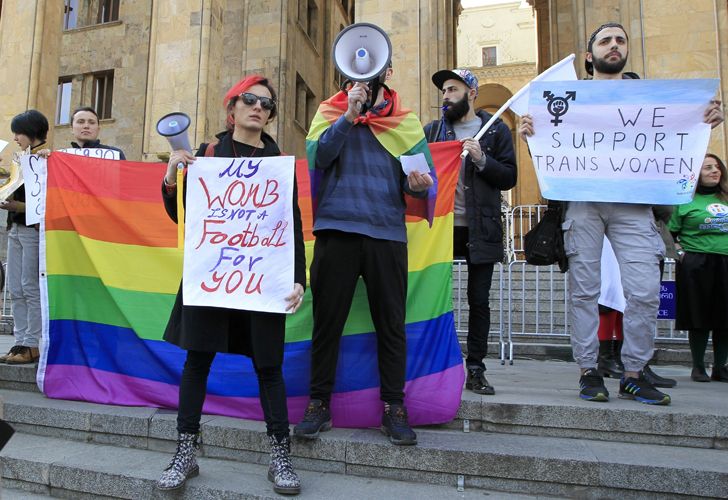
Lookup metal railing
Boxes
[1,261,12,334]
[451,204,687,364]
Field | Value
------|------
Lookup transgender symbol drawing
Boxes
[543,90,576,126]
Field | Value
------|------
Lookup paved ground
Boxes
[463,355,728,415]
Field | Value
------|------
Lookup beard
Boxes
[591,53,628,75]
[443,95,470,122]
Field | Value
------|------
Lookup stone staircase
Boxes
[0,358,726,499]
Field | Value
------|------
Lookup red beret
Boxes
[223,74,267,108]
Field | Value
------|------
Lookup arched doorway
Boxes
[472,83,540,208]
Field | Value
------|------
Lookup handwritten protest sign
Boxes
[526,79,718,204]
[20,155,46,225]
[58,148,121,160]
[0,151,24,202]
[183,156,295,313]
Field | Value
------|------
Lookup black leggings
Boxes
[176,350,289,440]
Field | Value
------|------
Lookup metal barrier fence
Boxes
[1,261,12,334]
[451,204,687,365]
[0,208,688,353]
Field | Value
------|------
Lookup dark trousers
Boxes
[177,350,289,439]
[454,226,494,370]
[309,231,408,405]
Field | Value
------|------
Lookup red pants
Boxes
[598,310,623,341]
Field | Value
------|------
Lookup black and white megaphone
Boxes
[156,112,192,152]
[332,23,392,112]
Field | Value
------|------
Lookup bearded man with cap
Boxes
[518,23,724,406]
[424,69,517,395]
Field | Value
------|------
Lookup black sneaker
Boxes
[465,367,495,395]
[691,367,711,382]
[381,403,417,446]
[642,364,677,388]
[293,399,331,439]
[711,365,728,382]
[579,368,609,402]
[619,371,671,405]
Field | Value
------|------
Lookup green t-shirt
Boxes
[667,193,728,255]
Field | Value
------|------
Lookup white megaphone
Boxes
[332,23,392,83]
[156,112,192,152]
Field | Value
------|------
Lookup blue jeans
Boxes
[7,224,40,348]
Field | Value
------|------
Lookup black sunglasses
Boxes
[238,92,276,111]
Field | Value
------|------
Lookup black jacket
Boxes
[424,110,517,263]
[71,140,126,160]
[160,130,306,364]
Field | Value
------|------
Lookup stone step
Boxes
[2,417,726,498]
[0,363,38,393]
[0,433,508,500]
[1,358,726,453]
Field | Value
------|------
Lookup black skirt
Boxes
[163,281,286,369]
[675,252,728,332]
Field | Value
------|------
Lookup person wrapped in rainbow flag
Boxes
[294,61,437,446]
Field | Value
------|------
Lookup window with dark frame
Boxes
[295,74,316,131]
[63,0,79,30]
[56,77,73,125]
[307,0,318,41]
[97,0,120,24]
[299,0,318,43]
[92,71,114,120]
[336,0,356,21]
[482,46,497,67]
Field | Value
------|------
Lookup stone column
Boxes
[355,0,460,124]
[0,0,63,148]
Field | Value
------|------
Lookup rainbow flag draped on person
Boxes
[37,142,463,427]
[305,89,438,226]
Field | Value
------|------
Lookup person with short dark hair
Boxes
[669,153,728,383]
[70,107,126,159]
[156,75,305,494]
[0,109,50,364]
[424,68,517,395]
[518,23,724,406]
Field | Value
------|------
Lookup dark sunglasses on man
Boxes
[238,92,276,111]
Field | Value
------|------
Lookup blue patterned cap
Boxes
[432,68,479,96]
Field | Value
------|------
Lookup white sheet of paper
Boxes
[58,148,121,160]
[0,140,8,153]
[400,153,430,175]
[19,155,47,225]
[182,156,295,314]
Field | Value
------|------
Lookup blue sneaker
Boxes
[619,370,671,405]
[579,368,609,402]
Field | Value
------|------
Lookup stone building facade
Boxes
[0,0,459,162]
[529,0,728,160]
[457,0,540,206]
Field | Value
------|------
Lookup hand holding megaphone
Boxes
[164,150,196,186]
[157,112,193,175]
[344,82,370,121]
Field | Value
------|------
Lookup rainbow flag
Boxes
[306,90,437,226]
[38,143,463,427]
